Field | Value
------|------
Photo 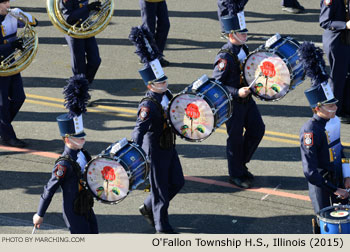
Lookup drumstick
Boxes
[32,226,36,234]
[248,71,262,89]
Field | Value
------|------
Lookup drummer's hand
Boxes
[334,188,349,199]
[344,177,350,189]
[238,87,251,98]
[33,213,43,229]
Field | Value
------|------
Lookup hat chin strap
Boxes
[68,137,84,149]
[317,103,337,113]
[322,107,337,113]
[232,32,247,44]
[150,82,168,93]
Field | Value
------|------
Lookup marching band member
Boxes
[212,2,265,189]
[0,0,37,147]
[129,26,184,234]
[320,0,350,123]
[33,75,98,234]
[60,0,101,84]
[298,42,350,233]
[139,0,170,67]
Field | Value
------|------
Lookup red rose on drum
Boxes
[101,166,115,181]
[185,103,200,119]
[260,61,276,78]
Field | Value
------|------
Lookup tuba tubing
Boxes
[0,9,39,77]
[46,0,114,39]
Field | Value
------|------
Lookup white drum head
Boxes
[86,157,129,203]
[168,93,214,141]
[330,210,349,218]
[244,51,291,100]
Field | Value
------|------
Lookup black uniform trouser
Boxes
[225,99,265,178]
[139,0,170,54]
[65,35,101,84]
[323,36,350,116]
[144,148,184,232]
[0,74,25,140]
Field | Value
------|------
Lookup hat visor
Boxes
[235,28,248,33]
[153,75,168,83]
[323,98,338,105]
[71,131,86,138]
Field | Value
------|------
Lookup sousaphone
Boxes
[0,9,39,77]
[46,0,114,39]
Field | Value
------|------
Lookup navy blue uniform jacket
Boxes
[37,146,98,234]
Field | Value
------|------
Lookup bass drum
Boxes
[243,34,305,101]
[168,75,232,142]
[84,138,149,204]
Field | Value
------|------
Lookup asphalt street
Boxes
[1,0,350,234]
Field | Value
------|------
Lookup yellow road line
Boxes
[25,94,350,146]
[26,94,64,103]
[265,130,299,140]
[25,99,135,118]
[26,93,137,114]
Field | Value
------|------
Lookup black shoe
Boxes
[228,176,252,189]
[159,58,170,67]
[294,2,305,11]
[87,100,96,107]
[338,112,350,124]
[1,138,26,148]
[139,204,155,227]
[282,6,304,14]
[243,165,254,180]
[155,230,178,234]
[340,116,350,124]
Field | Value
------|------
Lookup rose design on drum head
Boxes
[185,103,200,119]
[185,103,200,137]
[101,166,115,181]
[101,166,116,198]
[260,61,276,78]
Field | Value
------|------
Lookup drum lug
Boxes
[339,224,342,233]
[323,223,327,232]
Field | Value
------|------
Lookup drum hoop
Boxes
[317,205,350,224]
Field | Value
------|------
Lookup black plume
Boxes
[226,0,248,15]
[298,41,329,86]
[128,25,162,64]
[63,74,91,118]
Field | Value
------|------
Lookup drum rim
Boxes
[317,205,350,224]
[83,155,130,204]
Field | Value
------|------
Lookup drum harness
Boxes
[54,149,94,219]
[140,93,176,150]
[217,45,252,104]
